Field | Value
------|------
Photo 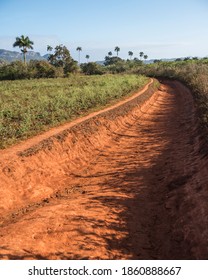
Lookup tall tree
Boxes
[85,54,90,62]
[48,44,78,74]
[128,51,133,60]
[76,46,82,64]
[139,51,144,60]
[47,45,53,52]
[144,54,148,61]
[114,46,120,57]
[13,35,34,64]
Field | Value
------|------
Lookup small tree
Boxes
[76,46,82,63]
[47,45,53,52]
[108,51,112,57]
[139,51,144,60]
[48,45,78,75]
[104,56,123,66]
[128,51,133,60]
[85,54,90,62]
[144,54,148,61]
[81,62,103,75]
[13,35,34,64]
[114,46,120,57]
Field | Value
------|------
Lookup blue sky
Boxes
[0,0,207,62]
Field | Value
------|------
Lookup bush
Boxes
[0,61,29,80]
[81,62,104,75]
[28,60,58,78]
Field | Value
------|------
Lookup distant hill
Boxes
[0,49,47,62]
[1,49,201,65]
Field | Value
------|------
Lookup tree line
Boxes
[0,35,150,80]
[12,35,148,65]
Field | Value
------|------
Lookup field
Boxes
[0,74,148,148]
[1,61,208,260]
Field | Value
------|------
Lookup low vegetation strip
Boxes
[0,74,148,149]
[137,59,208,151]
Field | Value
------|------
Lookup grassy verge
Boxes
[137,59,208,149]
[0,74,149,149]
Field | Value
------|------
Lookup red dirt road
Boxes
[0,80,208,259]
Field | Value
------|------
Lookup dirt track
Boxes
[0,80,208,259]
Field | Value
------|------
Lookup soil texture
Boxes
[0,80,207,260]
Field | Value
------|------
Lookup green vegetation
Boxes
[0,35,149,79]
[114,46,120,57]
[0,74,149,148]
[48,44,78,75]
[137,58,208,143]
[4,34,208,152]
[76,47,82,64]
[13,35,34,64]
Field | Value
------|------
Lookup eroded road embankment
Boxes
[0,80,208,260]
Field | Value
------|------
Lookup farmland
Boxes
[1,59,208,260]
[0,74,148,148]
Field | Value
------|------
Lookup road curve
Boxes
[0,80,208,259]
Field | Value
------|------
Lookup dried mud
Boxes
[0,79,208,260]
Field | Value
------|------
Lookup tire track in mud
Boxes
[0,80,207,260]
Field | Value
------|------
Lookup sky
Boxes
[0,0,208,62]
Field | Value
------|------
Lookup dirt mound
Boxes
[0,79,208,260]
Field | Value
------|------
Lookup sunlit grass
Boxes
[0,74,149,149]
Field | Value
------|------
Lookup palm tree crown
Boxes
[128,51,133,60]
[85,54,90,62]
[114,46,120,57]
[144,54,148,60]
[139,52,144,60]
[76,47,82,64]
[47,45,53,52]
[13,35,34,64]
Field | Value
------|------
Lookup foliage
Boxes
[0,60,61,80]
[136,58,208,143]
[0,74,148,148]
[114,46,120,56]
[76,46,82,63]
[28,60,58,78]
[80,62,104,75]
[48,45,78,75]
[0,61,29,80]
[13,35,34,64]
[128,51,133,59]
[104,56,123,66]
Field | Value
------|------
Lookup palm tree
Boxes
[76,46,82,64]
[108,51,112,57]
[114,46,120,57]
[128,51,133,60]
[86,54,90,62]
[139,51,144,60]
[13,35,34,64]
[144,54,148,61]
[47,45,53,52]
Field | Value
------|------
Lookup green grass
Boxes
[0,74,149,149]
[137,58,208,148]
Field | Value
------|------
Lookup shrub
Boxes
[28,60,57,78]
[0,61,29,80]
[81,62,104,75]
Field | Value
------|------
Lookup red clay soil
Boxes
[0,79,208,260]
